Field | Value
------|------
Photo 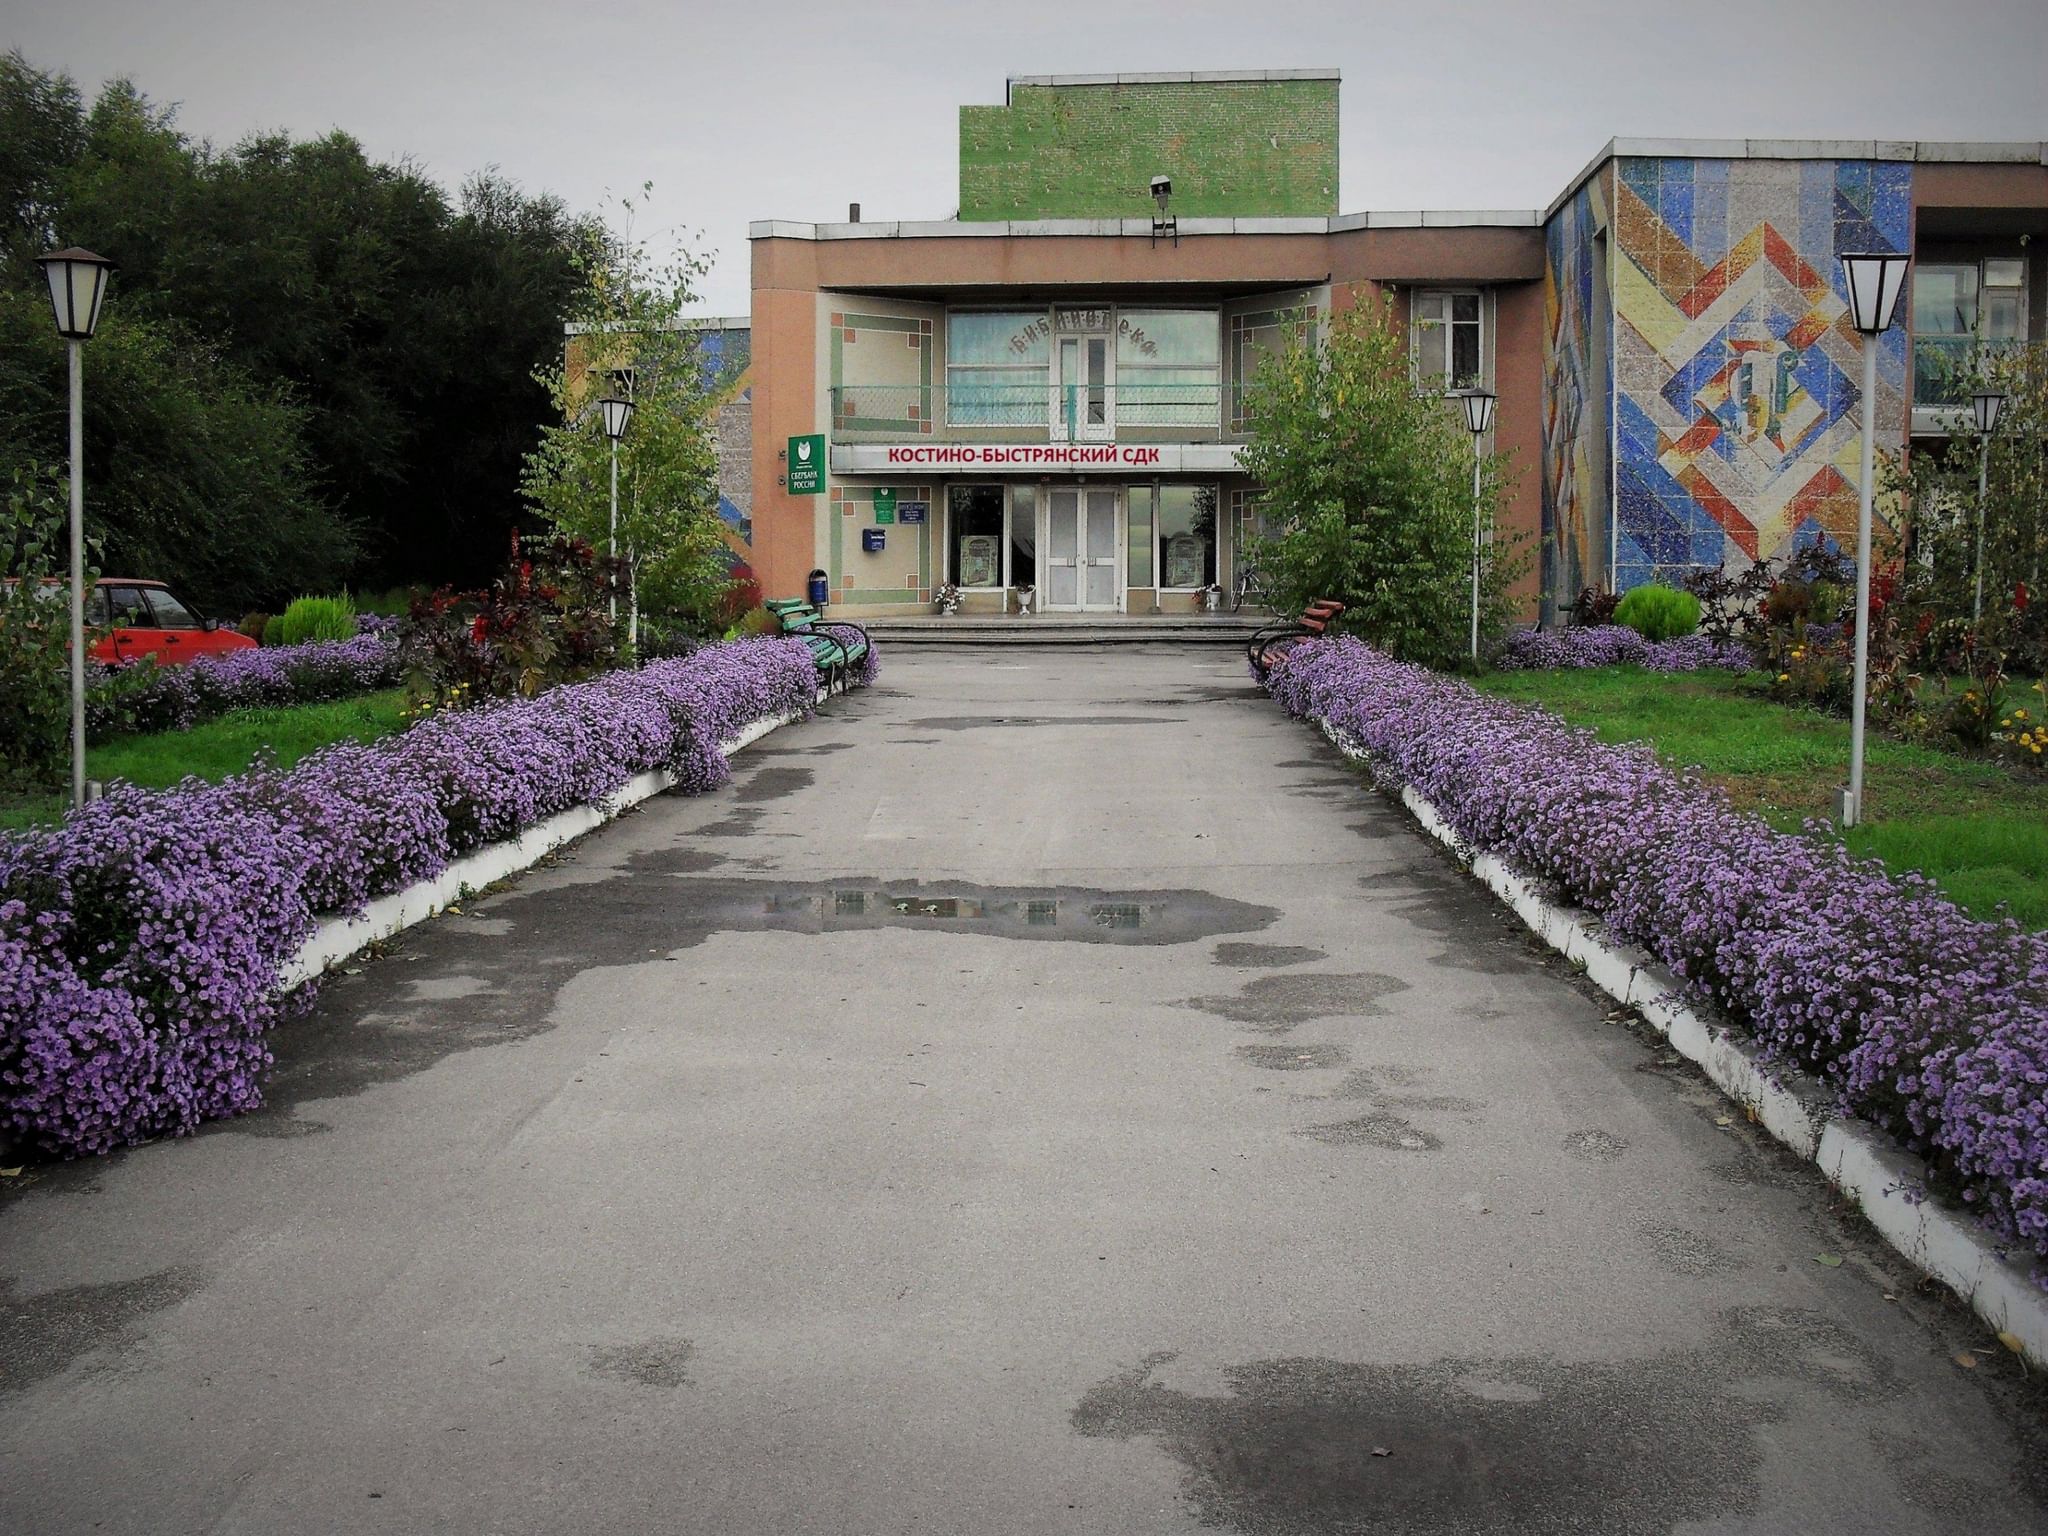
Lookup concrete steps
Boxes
[858,614,1270,647]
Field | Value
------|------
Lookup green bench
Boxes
[764,599,870,691]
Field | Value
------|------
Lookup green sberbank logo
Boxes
[787,433,825,495]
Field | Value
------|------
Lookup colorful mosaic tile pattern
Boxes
[1608,157,1910,591]
[1543,175,1610,618]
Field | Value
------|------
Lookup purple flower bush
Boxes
[87,630,408,740]
[1494,625,1754,674]
[0,636,844,1156]
[1264,636,2048,1279]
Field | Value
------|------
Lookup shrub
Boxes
[402,533,619,708]
[0,635,854,1156]
[238,611,271,644]
[270,594,358,647]
[1264,636,2048,1283]
[0,466,78,790]
[1568,587,1620,627]
[1494,625,1751,674]
[1613,583,1701,642]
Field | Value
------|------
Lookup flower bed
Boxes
[0,636,841,1157]
[1264,635,2048,1280]
[1494,625,1753,674]
[88,627,406,740]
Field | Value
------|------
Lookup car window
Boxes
[145,589,201,628]
[103,586,151,627]
[85,585,109,627]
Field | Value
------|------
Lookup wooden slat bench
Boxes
[764,599,871,691]
[1247,599,1345,678]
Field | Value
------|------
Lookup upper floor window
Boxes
[1912,259,2027,407]
[1115,310,1221,427]
[1229,304,1317,430]
[1412,291,1484,391]
[946,311,1049,426]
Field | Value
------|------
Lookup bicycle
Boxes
[1232,559,1273,613]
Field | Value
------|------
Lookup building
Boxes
[731,71,2047,622]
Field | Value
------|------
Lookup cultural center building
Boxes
[735,71,2048,622]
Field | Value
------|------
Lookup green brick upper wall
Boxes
[959,76,1339,221]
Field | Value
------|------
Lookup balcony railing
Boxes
[1913,336,2024,409]
[829,383,1251,440]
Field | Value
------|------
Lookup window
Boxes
[1913,259,2027,406]
[145,589,201,628]
[947,485,1007,587]
[1413,291,1483,391]
[102,586,150,627]
[1157,484,1219,590]
[1127,483,1155,587]
[947,311,1049,427]
[1116,310,1221,427]
[1230,304,1316,429]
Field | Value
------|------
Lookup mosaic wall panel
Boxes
[1608,157,1910,590]
[1542,175,1611,617]
[699,324,753,550]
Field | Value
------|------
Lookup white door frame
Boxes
[1040,485,1124,612]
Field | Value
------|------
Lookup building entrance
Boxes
[1043,488,1121,611]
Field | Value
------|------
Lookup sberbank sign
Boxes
[787,434,826,495]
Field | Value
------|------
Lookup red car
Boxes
[0,578,259,665]
[84,580,256,664]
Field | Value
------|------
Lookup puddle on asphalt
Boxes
[907,714,1186,731]
[1212,943,1328,969]
[0,1266,207,1396]
[231,875,1278,1122]
[1068,1307,2037,1534]
[1180,972,1409,1032]
[740,883,1264,944]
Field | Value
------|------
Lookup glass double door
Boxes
[1043,489,1120,611]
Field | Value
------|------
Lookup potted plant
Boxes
[1013,584,1036,615]
[934,582,962,616]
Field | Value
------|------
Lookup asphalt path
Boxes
[4,646,2044,1534]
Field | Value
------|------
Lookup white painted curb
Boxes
[279,686,840,992]
[1315,717,2048,1369]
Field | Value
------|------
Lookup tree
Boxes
[1888,340,2048,674]
[519,228,730,642]
[1239,294,1522,669]
[0,52,597,600]
[0,290,349,614]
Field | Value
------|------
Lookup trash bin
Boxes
[807,569,829,608]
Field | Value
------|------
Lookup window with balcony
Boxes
[1412,291,1484,391]
[1913,259,2027,407]
[1115,310,1221,428]
[946,311,1049,427]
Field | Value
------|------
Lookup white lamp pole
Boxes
[1460,388,1497,662]
[598,394,634,626]
[1837,251,1910,829]
[35,247,114,812]
[1970,388,2007,624]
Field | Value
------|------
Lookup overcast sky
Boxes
[8,0,2046,315]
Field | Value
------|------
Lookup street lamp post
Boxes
[1460,388,1497,662]
[1970,388,2007,624]
[1836,251,1911,829]
[598,394,634,627]
[35,247,114,812]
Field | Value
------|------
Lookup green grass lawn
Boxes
[0,690,408,834]
[1471,667,2048,929]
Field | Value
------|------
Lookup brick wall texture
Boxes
[958,79,1339,221]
